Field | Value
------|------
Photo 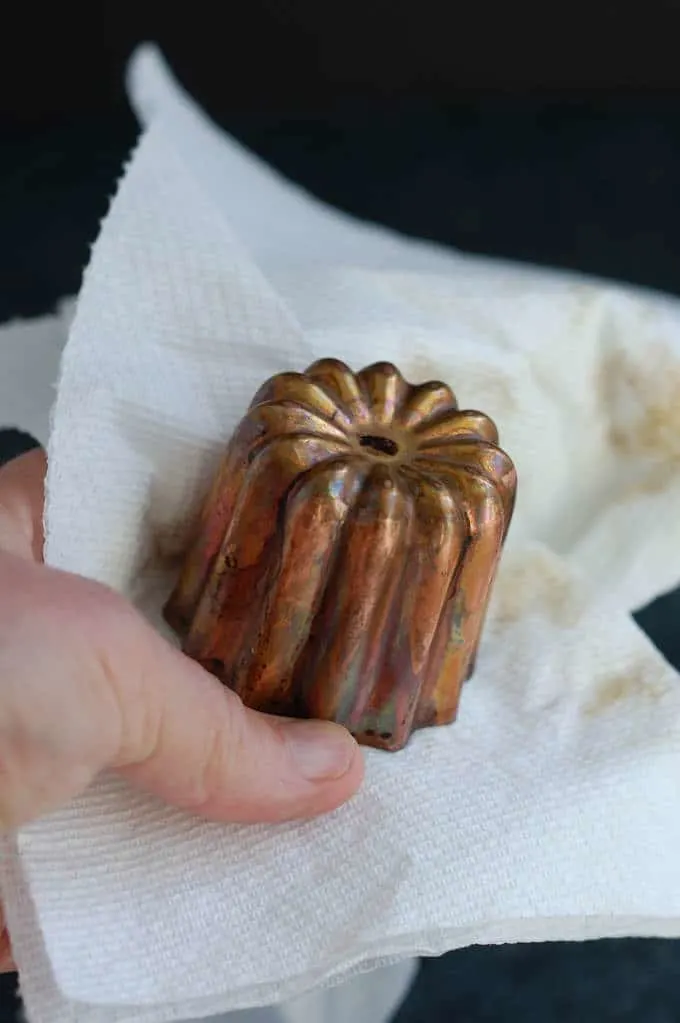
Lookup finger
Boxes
[0,448,46,562]
[115,632,364,823]
[0,451,364,826]
[0,548,363,828]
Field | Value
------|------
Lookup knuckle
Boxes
[184,692,244,813]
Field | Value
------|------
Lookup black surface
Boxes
[395,940,680,1023]
[6,0,680,129]
[0,972,20,1023]
[2,54,680,1023]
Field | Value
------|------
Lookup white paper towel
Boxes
[2,43,680,1023]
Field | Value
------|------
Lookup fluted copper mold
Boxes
[164,359,516,751]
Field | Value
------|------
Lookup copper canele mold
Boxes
[164,358,516,751]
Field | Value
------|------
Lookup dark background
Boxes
[2,2,680,1020]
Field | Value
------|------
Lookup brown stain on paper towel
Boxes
[583,660,671,718]
[598,345,680,461]
[491,548,583,631]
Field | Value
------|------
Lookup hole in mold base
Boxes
[359,434,399,457]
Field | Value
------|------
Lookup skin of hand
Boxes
[0,449,364,973]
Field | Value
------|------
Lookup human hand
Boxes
[0,449,364,971]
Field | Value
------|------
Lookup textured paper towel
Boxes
[3,43,680,1023]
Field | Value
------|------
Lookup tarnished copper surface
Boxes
[164,359,516,751]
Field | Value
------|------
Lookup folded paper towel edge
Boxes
[41,130,149,563]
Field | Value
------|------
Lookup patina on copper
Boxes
[164,359,516,751]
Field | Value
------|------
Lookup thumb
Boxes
[0,452,363,828]
[112,611,364,823]
[0,546,363,827]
